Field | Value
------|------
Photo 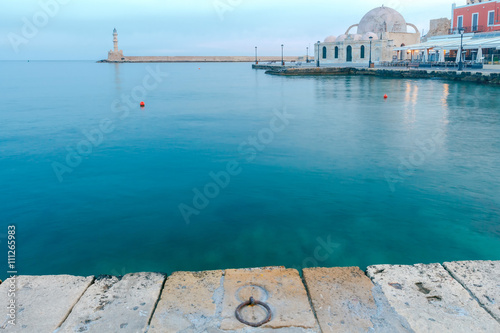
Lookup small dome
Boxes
[357,6,407,34]
[324,35,337,43]
[113,28,117,33]
[362,32,379,40]
[336,34,348,42]
[352,34,363,41]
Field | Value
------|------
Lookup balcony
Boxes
[449,25,485,34]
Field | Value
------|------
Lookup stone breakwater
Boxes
[261,66,500,85]
[98,56,304,63]
[0,261,499,332]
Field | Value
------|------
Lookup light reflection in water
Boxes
[404,81,418,125]
[114,63,121,93]
[441,83,449,125]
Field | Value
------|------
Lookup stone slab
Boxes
[303,267,413,333]
[220,267,319,331]
[367,263,500,332]
[0,275,94,332]
[443,260,500,323]
[57,272,165,333]
[148,270,224,333]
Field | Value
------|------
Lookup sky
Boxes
[0,0,457,60]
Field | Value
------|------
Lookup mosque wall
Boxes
[317,39,401,64]
[384,32,421,48]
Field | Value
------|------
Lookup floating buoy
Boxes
[384,94,388,99]
[140,101,145,107]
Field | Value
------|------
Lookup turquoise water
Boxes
[1,61,499,278]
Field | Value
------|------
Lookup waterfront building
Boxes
[396,1,500,64]
[315,6,420,65]
[451,0,500,34]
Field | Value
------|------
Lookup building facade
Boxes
[315,6,420,64]
[427,18,453,38]
[451,0,500,33]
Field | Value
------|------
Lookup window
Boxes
[457,15,463,29]
[335,46,339,59]
[360,45,365,59]
[322,46,327,59]
[472,13,479,31]
[346,45,352,62]
[488,10,495,26]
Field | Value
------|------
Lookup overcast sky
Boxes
[1,0,457,60]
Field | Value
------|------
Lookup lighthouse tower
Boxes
[107,28,124,61]
[113,28,118,52]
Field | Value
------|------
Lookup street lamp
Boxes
[317,41,320,67]
[458,27,465,71]
[255,46,258,65]
[369,36,373,68]
[281,44,284,66]
[306,47,309,63]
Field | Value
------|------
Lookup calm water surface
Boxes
[1,61,499,278]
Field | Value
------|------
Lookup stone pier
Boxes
[260,66,500,85]
[0,261,499,332]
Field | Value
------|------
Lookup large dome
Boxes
[357,6,407,34]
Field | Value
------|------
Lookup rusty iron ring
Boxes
[235,296,272,327]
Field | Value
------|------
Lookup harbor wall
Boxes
[1,261,499,332]
[99,56,306,63]
[263,66,500,85]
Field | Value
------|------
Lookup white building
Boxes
[315,6,421,64]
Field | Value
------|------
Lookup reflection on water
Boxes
[114,63,121,92]
[441,83,449,125]
[404,81,418,126]
[0,62,499,278]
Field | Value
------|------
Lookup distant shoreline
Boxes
[98,56,307,63]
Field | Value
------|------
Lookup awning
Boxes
[395,34,500,52]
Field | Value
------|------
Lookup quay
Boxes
[1,261,499,332]
[256,64,500,85]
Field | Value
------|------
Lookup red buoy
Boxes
[384,94,388,99]
[140,101,145,107]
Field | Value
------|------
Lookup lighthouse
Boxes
[113,28,118,52]
[107,28,124,61]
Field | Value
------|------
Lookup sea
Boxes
[1,61,499,278]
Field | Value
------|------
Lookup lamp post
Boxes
[316,41,320,67]
[458,27,464,71]
[368,36,373,68]
[281,44,284,66]
[306,47,309,63]
[255,46,258,65]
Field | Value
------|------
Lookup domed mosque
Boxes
[317,6,420,64]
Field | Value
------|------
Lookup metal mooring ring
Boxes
[235,296,272,327]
